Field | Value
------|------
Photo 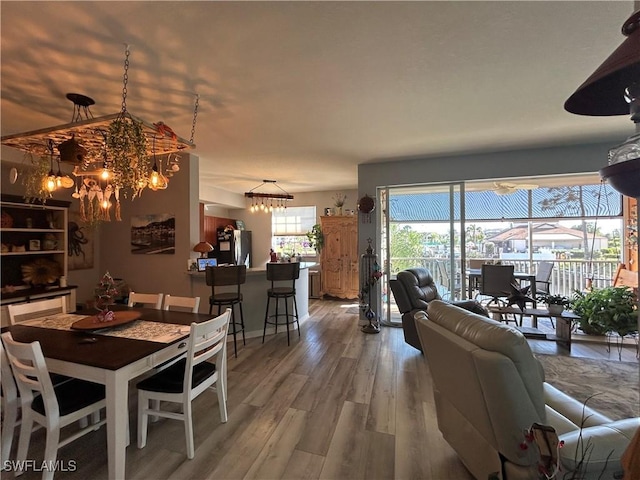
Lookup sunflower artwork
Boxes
[21,258,62,286]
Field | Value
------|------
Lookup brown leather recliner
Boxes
[389,267,487,351]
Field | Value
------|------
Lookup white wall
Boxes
[97,153,200,302]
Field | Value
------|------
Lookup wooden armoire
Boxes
[320,215,359,299]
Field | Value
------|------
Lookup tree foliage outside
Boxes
[540,186,613,260]
[390,224,427,274]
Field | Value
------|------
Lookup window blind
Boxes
[272,206,316,235]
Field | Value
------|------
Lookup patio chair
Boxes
[535,261,556,326]
[478,264,524,325]
[613,263,639,292]
[436,261,461,300]
[535,261,554,297]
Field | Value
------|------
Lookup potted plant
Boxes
[306,224,323,253]
[332,193,347,216]
[540,293,570,315]
[570,286,638,338]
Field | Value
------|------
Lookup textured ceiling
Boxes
[1,1,636,199]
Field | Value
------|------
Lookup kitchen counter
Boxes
[188,262,317,338]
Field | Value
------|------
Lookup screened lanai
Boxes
[380,176,625,325]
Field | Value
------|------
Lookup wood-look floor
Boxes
[2,299,637,480]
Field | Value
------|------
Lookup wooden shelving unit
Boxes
[1,194,76,326]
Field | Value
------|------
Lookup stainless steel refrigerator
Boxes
[216,230,251,267]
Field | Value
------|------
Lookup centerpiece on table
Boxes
[94,271,119,322]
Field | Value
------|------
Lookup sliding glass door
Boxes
[381,176,623,326]
[382,182,464,326]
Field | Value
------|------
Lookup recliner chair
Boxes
[389,267,487,351]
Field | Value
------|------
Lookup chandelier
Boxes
[244,179,293,213]
[1,45,198,223]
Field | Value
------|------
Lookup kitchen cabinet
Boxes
[320,215,359,299]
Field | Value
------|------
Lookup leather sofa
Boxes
[389,267,487,351]
[415,300,640,480]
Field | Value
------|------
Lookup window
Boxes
[272,206,317,257]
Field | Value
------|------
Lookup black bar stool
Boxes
[263,262,301,346]
[206,265,247,357]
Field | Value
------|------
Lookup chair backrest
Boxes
[266,262,300,289]
[0,339,18,409]
[1,332,57,418]
[480,264,515,298]
[183,309,231,394]
[468,259,486,270]
[613,263,639,290]
[7,297,66,325]
[205,265,247,288]
[535,261,554,294]
[128,292,164,309]
[396,267,442,310]
[163,295,201,313]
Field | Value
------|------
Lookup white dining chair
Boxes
[136,309,231,459]
[7,297,67,325]
[1,332,107,480]
[127,291,164,309]
[163,294,200,313]
[1,341,19,467]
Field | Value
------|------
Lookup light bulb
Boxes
[259,202,265,211]
[101,199,110,209]
[45,172,57,192]
[100,168,110,180]
[149,166,160,191]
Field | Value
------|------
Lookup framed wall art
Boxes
[68,211,95,270]
[131,214,175,254]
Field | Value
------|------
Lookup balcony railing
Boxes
[389,258,621,299]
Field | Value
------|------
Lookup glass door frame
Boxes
[380,181,467,326]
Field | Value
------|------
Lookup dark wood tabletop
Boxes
[6,306,213,371]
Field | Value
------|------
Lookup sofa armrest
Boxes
[450,299,488,317]
[558,418,640,478]
[544,383,613,428]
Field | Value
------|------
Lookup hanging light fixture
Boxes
[1,45,199,223]
[244,179,294,213]
[564,8,640,198]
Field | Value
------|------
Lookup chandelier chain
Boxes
[190,94,199,144]
[120,45,130,113]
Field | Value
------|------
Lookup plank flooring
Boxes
[2,299,637,480]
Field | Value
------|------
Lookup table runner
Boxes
[21,313,190,343]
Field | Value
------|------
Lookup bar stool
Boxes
[263,262,300,346]
[206,265,246,357]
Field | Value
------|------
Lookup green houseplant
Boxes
[107,115,150,198]
[570,286,638,339]
[306,224,323,253]
[540,293,570,315]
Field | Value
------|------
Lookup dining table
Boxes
[466,267,537,302]
[6,305,214,480]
